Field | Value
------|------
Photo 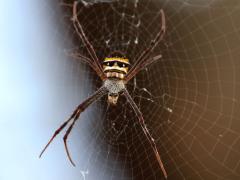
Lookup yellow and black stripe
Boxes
[103,57,130,79]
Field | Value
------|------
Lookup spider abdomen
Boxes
[103,57,130,80]
[106,71,125,79]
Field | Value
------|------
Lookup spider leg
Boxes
[123,89,167,179]
[67,50,104,76]
[39,115,73,158]
[63,113,79,166]
[143,54,163,68]
[124,54,162,82]
[39,86,108,165]
[125,9,166,82]
[72,1,106,80]
[65,49,93,65]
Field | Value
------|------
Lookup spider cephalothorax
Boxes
[40,1,167,179]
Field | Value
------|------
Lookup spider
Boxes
[40,1,167,179]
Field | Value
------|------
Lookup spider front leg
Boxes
[123,89,167,179]
[39,86,107,166]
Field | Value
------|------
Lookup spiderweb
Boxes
[46,0,240,179]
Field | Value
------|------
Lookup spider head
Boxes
[108,93,119,105]
[103,57,130,79]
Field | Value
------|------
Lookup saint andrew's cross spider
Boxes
[40,1,167,178]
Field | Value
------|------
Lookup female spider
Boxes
[40,1,167,179]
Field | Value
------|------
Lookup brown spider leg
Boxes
[67,51,103,76]
[72,1,106,80]
[142,54,163,68]
[124,54,162,82]
[39,86,108,165]
[63,112,80,166]
[125,9,166,82]
[39,109,78,158]
[129,9,165,71]
[123,89,167,179]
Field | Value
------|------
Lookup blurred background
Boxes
[0,0,240,180]
[0,0,95,179]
